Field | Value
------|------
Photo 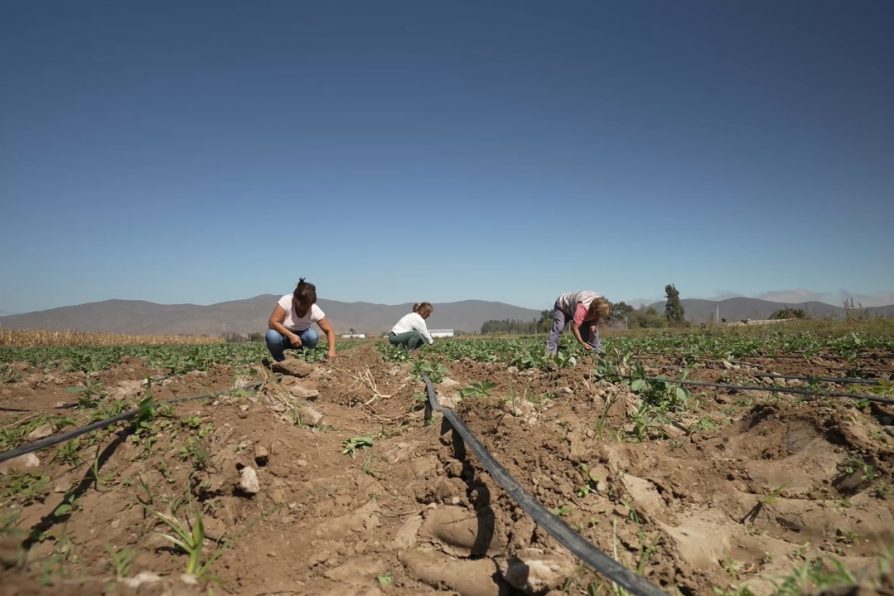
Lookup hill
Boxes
[0,296,543,336]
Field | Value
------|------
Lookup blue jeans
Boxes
[546,303,602,355]
[265,328,319,362]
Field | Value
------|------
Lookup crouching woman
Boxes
[265,278,337,361]
[389,302,434,350]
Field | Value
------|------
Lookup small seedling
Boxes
[152,508,205,576]
[377,572,394,588]
[106,544,137,577]
[459,380,497,399]
[342,436,374,458]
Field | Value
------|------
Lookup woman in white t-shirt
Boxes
[265,278,337,361]
[389,302,434,350]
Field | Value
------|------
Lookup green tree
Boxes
[630,307,667,328]
[664,284,686,325]
[609,301,635,324]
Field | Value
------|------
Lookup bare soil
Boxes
[1,344,893,595]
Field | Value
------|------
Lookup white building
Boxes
[340,333,366,339]
[429,329,455,338]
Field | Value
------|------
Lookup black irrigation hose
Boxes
[0,382,262,464]
[623,376,894,405]
[422,374,666,596]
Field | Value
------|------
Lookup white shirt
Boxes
[277,294,325,331]
[391,312,434,344]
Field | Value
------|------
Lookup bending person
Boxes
[265,278,337,361]
[389,302,434,350]
[546,291,611,355]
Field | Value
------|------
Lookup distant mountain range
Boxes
[0,296,891,336]
[0,296,543,336]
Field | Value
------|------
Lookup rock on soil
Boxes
[254,444,270,466]
[25,423,55,441]
[286,381,320,399]
[498,548,576,593]
[271,358,314,377]
[297,404,324,426]
[0,453,40,474]
[237,466,260,495]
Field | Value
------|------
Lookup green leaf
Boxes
[630,379,647,392]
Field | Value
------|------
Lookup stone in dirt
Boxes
[271,357,314,377]
[400,549,501,596]
[287,382,320,399]
[297,405,324,426]
[498,548,576,593]
[237,466,260,495]
[26,423,55,441]
[111,379,145,401]
[254,444,270,466]
[0,453,41,475]
[439,377,461,389]
[121,571,163,588]
[233,375,256,390]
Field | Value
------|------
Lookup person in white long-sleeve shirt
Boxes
[389,302,434,350]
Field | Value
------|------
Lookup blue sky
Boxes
[2,1,892,315]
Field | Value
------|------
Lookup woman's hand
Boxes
[288,333,302,347]
[327,349,337,361]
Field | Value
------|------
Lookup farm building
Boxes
[340,333,366,339]
[430,329,455,338]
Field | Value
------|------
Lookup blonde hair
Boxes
[589,297,611,321]
[413,302,433,317]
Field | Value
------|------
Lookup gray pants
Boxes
[546,302,602,355]
[389,330,426,350]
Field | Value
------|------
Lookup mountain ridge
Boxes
[1,296,891,336]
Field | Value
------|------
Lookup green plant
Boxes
[106,544,137,577]
[342,436,374,458]
[377,572,394,587]
[178,438,210,470]
[152,508,206,576]
[626,404,667,442]
[411,360,449,384]
[760,484,787,506]
[2,471,50,504]
[53,438,82,467]
[66,379,107,408]
[773,556,857,594]
[459,380,497,399]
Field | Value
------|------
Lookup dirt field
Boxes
[1,340,893,595]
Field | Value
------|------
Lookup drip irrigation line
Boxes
[0,382,262,464]
[620,376,894,405]
[422,374,666,596]
[640,363,882,385]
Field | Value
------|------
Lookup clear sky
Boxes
[2,1,892,315]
